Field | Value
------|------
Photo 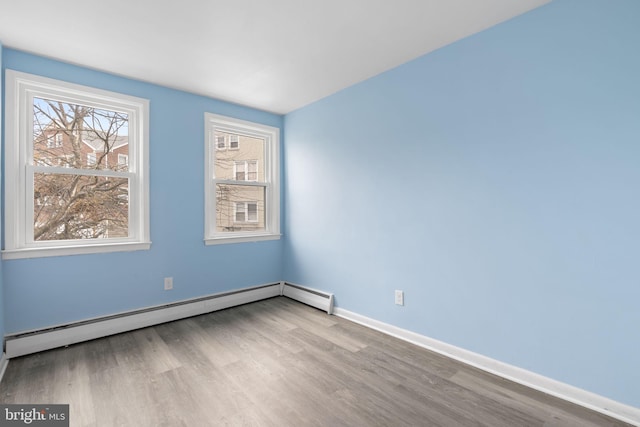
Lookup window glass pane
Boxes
[117,154,129,171]
[33,97,129,171]
[235,202,245,222]
[247,203,258,221]
[235,161,246,181]
[214,132,264,182]
[247,161,258,181]
[34,173,129,240]
[216,184,265,232]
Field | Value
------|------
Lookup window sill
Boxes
[204,233,281,246]
[2,241,152,260]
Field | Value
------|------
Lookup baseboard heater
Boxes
[281,282,334,314]
[5,283,282,358]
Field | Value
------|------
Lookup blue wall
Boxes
[1,49,284,333]
[283,0,640,407]
[2,0,639,409]
[0,41,4,348]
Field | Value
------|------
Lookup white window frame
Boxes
[204,113,280,245]
[3,70,151,259]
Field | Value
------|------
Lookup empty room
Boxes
[0,0,639,425]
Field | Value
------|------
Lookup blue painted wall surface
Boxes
[1,49,284,333]
[283,0,640,406]
[0,41,4,345]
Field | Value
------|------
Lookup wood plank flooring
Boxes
[0,297,631,426]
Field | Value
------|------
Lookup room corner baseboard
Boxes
[0,352,8,384]
[333,307,640,427]
[5,283,281,359]
[281,281,334,314]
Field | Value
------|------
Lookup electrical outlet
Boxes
[164,277,173,290]
[395,290,404,306]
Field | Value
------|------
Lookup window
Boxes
[35,157,50,167]
[61,154,73,168]
[247,202,258,222]
[247,160,257,181]
[235,202,246,222]
[118,154,129,168]
[216,135,226,150]
[3,70,150,259]
[234,161,246,181]
[215,135,239,150]
[47,133,63,148]
[234,202,258,223]
[204,113,280,244]
[234,160,258,181]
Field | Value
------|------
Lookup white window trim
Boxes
[3,69,151,259]
[204,113,280,245]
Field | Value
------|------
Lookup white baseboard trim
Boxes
[0,352,8,384]
[333,307,640,426]
[280,281,334,314]
[5,283,281,358]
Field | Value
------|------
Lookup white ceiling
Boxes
[0,0,550,114]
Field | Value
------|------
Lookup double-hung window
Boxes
[229,135,239,150]
[3,70,150,259]
[204,113,280,244]
[234,160,258,182]
[235,202,258,223]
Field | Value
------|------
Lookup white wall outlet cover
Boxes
[395,290,404,306]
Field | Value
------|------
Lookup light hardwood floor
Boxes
[0,297,631,426]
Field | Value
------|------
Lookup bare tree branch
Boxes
[33,100,129,241]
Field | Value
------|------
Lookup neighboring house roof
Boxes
[80,131,128,151]
[42,125,128,151]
